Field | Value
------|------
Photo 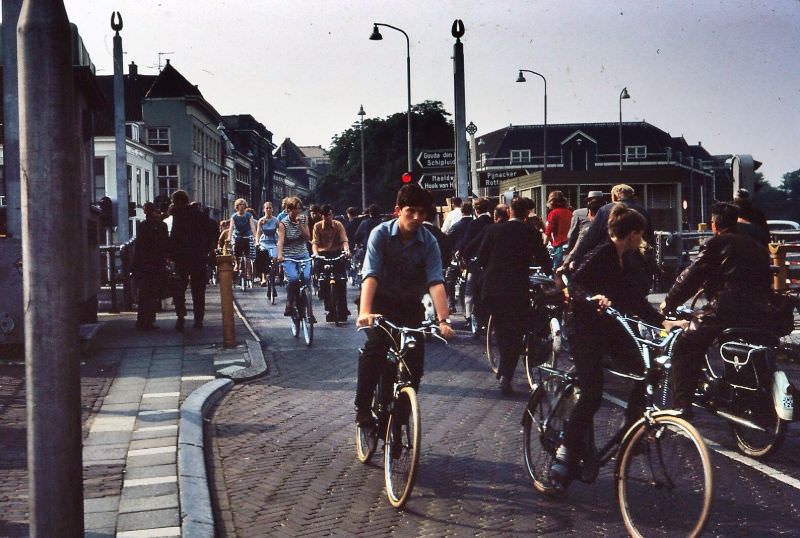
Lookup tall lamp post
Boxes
[370,23,413,173]
[358,104,367,209]
[516,69,547,170]
[618,87,630,171]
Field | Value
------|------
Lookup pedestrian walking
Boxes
[132,202,169,330]
[169,190,217,331]
[545,191,573,270]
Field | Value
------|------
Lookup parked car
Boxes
[768,220,800,232]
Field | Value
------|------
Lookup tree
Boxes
[315,100,453,212]
[780,168,800,220]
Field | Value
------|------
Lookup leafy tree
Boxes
[316,100,453,212]
[780,168,800,221]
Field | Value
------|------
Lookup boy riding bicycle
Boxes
[355,185,454,426]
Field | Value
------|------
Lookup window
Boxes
[94,157,106,201]
[157,164,179,201]
[144,170,151,202]
[510,149,531,164]
[126,165,133,203]
[136,168,142,206]
[147,127,170,152]
[625,145,647,160]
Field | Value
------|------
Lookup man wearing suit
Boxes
[560,190,605,271]
[457,197,493,328]
[478,197,552,394]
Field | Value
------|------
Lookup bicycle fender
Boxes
[521,386,543,426]
[772,371,795,421]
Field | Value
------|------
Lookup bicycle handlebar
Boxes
[356,316,448,344]
[311,253,348,262]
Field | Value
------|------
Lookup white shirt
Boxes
[441,207,462,234]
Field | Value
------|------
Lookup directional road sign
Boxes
[417,149,455,169]
[479,168,530,188]
[418,173,455,191]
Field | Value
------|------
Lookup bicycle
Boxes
[522,300,713,537]
[283,257,315,346]
[350,246,364,289]
[264,252,278,305]
[313,253,348,326]
[234,237,255,291]
[355,317,446,509]
[485,267,566,388]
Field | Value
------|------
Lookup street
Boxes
[208,285,800,537]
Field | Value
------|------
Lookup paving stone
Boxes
[118,493,179,513]
[125,451,176,468]
[131,426,179,441]
[129,436,178,451]
[84,431,132,446]
[83,444,129,462]
[121,481,178,499]
[116,508,179,532]
[84,510,117,531]
[84,495,120,514]
[124,464,177,480]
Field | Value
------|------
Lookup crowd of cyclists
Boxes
[139,181,792,519]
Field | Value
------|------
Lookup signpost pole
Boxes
[451,20,469,199]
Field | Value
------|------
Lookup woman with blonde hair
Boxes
[228,198,257,277]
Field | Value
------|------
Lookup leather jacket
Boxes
[664,232,771,321]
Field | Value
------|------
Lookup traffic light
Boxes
[401,172,412,184]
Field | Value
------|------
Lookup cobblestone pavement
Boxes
[210,286,800,537]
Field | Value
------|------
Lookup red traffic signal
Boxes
[401,172,412,184]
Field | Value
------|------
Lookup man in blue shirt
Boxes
[355,185,454,425]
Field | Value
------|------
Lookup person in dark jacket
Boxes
[551,205,680,487]
[570,184,653,269]
[354,204,383,247]
[478,197,551,394]
[133,202,169,330]
[457,198,492,327]
[661,202,773,412]
[732,196,770,248]
[168,190,217,331]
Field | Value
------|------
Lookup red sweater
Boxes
[545,207,572,247]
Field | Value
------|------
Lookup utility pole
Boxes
[19,0,84,535]
[112,12,129,242]
[451,20,469,199]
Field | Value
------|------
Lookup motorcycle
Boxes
[672,295,796,458]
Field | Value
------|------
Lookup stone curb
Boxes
[216,338,267,382]
[178,377,233,535]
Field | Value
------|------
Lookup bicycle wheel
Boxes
[617,414,713,538]
[522,377,577,495]
[301,289,314,347]
[331,281,341,327]
[384,386,421,509]
[731,389,788,458]
[485,315,500,374]
[290,307,300,338]
[268,270,277,305]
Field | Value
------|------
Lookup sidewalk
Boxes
[0,284,266,538]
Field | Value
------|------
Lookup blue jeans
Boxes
[282,258,311,284]
[551,244,565,270]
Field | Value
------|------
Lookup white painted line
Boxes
[138,408,179,416]
[122,475,177,488]
[134,424,178,433]
[128,446,176,457]
[181,375,216,381]
[142,392,180,398]
[89,416,137,433]
[233,297,262,343]
[116,526,182,537]
[602,392,800,492]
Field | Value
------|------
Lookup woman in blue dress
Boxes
[255,201,279,286]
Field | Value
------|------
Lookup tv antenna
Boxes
[157,51,174,71]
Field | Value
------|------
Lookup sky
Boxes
[55,0,800,186]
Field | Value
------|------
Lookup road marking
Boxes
[142,392,180,398]
[122,475,177,488]
[181,375,216,381]
[128,446,176,457]
[116,526,181,537]
[134,424,178,432]
[602,392,800,491]
[139,408,179,416]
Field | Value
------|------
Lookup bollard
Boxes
[216,254,236,348]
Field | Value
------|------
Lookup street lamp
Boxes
[516,69,547,170]
[619,87,630,171]
[370,23,413,173]
[358,104,367,209]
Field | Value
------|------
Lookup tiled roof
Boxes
[297,145,328,159]
[94,72,158,135]
[145,60,202,99]
[477,121,700,159]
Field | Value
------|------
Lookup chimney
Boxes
[128,61,138,77]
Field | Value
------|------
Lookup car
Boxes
[768,220,800,232]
